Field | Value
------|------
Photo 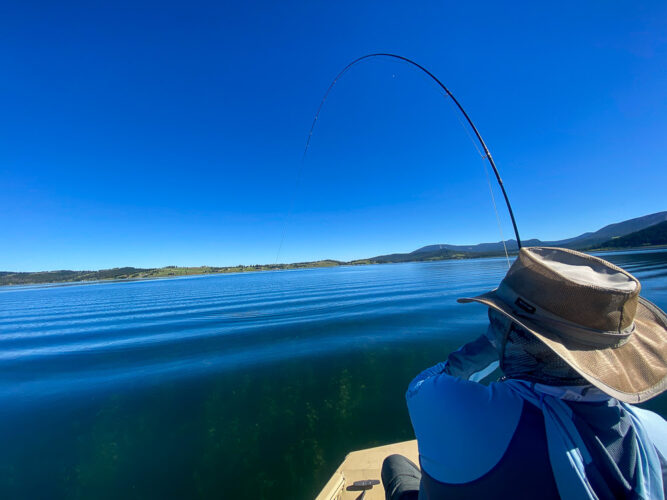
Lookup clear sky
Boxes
[2,2,666,271]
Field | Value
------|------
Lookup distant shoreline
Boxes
[2,244,666,288]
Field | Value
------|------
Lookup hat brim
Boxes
[457,291,667,403]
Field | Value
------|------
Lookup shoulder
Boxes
[630,406,667,457]
[406,369,525,483]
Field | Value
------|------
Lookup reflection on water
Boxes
[1,250,666,498]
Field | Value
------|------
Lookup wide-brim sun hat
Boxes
[457,247,667,403]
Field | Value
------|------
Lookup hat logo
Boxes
[515,297,536,314]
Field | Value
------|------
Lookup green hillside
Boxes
[3,212,666,287]
[0,261,342,286]
[594,221,667,249]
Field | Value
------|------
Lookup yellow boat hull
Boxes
[315,440,419,500]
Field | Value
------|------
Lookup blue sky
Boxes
[1,2,666,271]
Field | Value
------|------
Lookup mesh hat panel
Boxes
[503,249,639,332]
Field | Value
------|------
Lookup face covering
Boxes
[486,308,588,386]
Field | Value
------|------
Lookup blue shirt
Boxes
[406,339,667,499]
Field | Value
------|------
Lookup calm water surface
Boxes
[1,250,666,499]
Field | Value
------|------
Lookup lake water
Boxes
[1,249,666,499]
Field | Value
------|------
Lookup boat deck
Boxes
[315,440,419,500]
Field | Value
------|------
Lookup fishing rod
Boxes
[277,53,522,263]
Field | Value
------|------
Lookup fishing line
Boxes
[447,99,511,267]
[275,53,522,264]
[408,67,511,267]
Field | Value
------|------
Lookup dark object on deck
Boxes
[346,478,381,499]
[347,479,381,491]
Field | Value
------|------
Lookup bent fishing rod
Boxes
[306,53,522,247]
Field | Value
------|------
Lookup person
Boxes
[382,247,667,500]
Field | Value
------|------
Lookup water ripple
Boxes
[1,252,665,404]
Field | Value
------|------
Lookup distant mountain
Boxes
[368,211,667,263]
[362,248,464,264]
[553,211,667,249]
[412,239,537,254]
[3,212,666,287]
[595,221,667,249]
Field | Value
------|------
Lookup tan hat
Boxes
[458,247,667,403]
